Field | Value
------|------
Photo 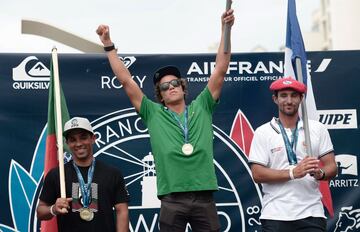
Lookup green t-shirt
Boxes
[139,87,218,196]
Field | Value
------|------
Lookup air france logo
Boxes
[334,206,360,232]
[12,56,50,90]
[186,58,332,83]
[101,56,147,89]
[329,154,359,188]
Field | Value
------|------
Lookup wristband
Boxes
[50,205,57,216]
[289,166,295,180]
[104,44,115,52]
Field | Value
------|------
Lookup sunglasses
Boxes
[159,79,182,91]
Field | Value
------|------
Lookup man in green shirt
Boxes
[96,9,234,232]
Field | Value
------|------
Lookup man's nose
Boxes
[284,96,292,103]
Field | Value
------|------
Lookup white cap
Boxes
[63,117,94,137]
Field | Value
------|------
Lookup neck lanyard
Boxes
[72,159,96,208]
[166,106,189,143]
[278,119,299,165]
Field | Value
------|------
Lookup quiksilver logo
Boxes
[12,56,50,90]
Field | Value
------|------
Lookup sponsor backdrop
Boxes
[0,51,359,232]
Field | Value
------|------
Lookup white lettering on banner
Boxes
[13,81,50,90]
[186,77,210,82]
[94,117,147,148]
[129,214,158,232]
[259,75,282,81]
[186,75,282,83]
[233,76,258,81]
[187,61,284,75]
[128,211,231,232]
[11,56,51,90]
[187,62,216,75]
[101,75,147,89]
[329,179,359,188]
[318,109,358,129]
[330,154,359,188]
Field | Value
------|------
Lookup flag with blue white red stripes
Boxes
[283,0,334,217]
[284,0,318,120]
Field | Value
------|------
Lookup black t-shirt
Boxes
[39,159,129,232]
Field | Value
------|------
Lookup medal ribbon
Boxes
[72,159,96,208]
[278,120,299,165]
[167,106,189,144]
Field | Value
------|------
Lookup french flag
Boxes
[284,0,334,217]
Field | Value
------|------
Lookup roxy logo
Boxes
[101,56,148,89]
[12,56,50,90]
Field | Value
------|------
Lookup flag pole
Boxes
[51,47,66,198]
[295,57,313,156]
[223,0,232,53]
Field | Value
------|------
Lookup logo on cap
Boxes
[71,119,79,128]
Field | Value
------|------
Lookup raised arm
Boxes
[207,8,235,101]
[96,25,144,112]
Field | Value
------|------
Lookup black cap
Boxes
[153,65,182,85]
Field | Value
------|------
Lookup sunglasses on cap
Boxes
[159,79,182,91]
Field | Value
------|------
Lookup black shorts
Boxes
[159,191,220,232]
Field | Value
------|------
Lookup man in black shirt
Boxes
[37,117,130,232]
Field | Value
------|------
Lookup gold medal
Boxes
[79,207,94,221]
[182,143,194,155]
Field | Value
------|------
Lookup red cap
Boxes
[269,77,307,93]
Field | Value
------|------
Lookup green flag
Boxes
[42,53,70,232]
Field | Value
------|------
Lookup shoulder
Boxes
[46,166,60,177]
[191,87,217,111]
[308,119,328,131]
[140,95,163,117]
[141,95,161,108]
[197,87,213,101]
[309,119,325,127]
[254,119,277,135]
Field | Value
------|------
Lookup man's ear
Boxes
[91,134,96,144]
[272,94,278,104]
